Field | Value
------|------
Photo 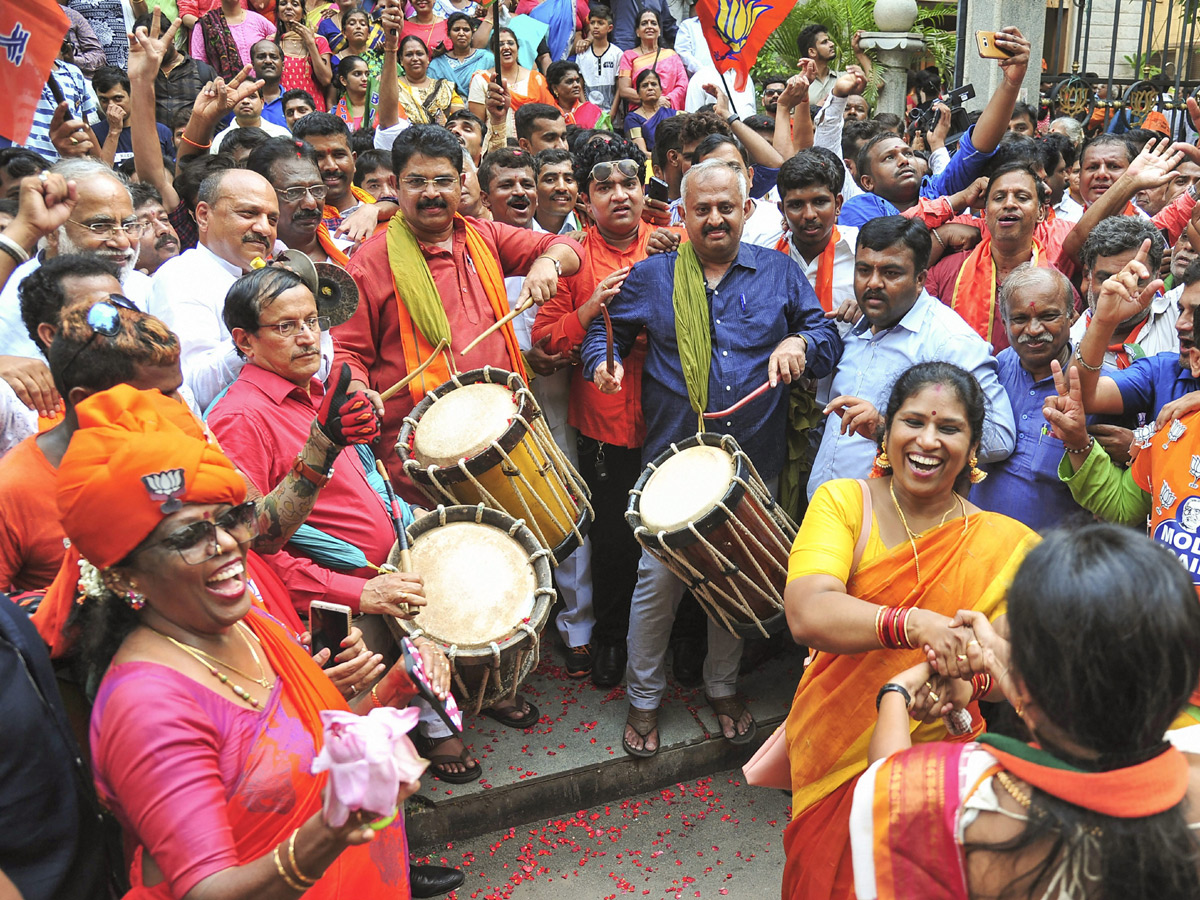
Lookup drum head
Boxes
[639,444,735,533]
[408,520,536,646]
[412,383,515,468]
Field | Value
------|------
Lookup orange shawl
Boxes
[316,224,351,267]
[124,610,410,898]
[950,235,1044,345]
[388,214,527,405]
[781,508,1037,900]
[774,228,839,312]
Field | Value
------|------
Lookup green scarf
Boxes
[671,242,711,415]
[386,212,451,346]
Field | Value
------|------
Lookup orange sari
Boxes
[781,510,1037,900]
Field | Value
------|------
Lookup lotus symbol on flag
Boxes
[714,0,771,56]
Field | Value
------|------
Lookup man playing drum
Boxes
[581,159,842,757]
[332,125,584,496]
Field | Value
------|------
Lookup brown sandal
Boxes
[706,694,757,746]
[622,706,660,758]
[412,733,482,784]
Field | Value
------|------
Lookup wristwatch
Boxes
[292,454,332,488]
[537,254,563,276]
[725,111,740,126]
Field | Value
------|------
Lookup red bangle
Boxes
[970,672,993,703]
[877,606,915,651]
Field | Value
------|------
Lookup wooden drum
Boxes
[396,367,592,564]
[385,504,555,713]
[626,433,798,638]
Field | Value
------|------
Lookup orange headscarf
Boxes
[56,385,246,569]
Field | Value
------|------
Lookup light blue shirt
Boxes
[807,290,1016,498]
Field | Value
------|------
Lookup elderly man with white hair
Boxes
[969,264,1087,530]
[580,159,841,759]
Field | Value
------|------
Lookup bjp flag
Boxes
[696,0,791,91]
[0,0,69,144]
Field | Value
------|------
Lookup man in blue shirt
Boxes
[581,159,839,758]
[808,216,1015,497]
[970,265,1086,530]
[839,26,1032,228]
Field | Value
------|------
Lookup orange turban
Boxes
[56,385,246,570]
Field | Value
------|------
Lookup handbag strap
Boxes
[851,478,872,574]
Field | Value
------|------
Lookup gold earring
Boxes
[871,447,891,478]
[968,454,987,484]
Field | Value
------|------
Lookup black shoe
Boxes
[410,863,465,898]
[592,642,626,687]
[564,642,592,678]
[672,639,704,688]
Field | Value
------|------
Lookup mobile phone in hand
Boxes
[975,31,1011,59]
[309,600,351,670]
[647,176,669,203]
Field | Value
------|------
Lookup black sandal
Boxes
[412,733,482,784]
[480,695,540,730]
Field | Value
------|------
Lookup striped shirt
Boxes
[17,62,99,162]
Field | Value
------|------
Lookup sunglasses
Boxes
[145,501,260,565]
[59,296,137,384]
[589,159,640,185]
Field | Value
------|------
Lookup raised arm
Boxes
[376,1,402,131]
[177,67,267,165]
[129,14,184,211]
[706,81,783,168]
[969,26,1030,155]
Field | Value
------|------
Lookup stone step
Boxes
[406,634,803,852]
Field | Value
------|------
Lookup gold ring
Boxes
[928,690,940,702]
[69,137,80,144]
[956,654,968,662]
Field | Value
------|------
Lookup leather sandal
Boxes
[622,705,660,758]
[705,693,757,746]
[412,732,482,784]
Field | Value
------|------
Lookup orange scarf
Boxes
[950,236,1043,345]
[316,224,351,267]
[388,215,527,405]
[322,184,377,228]
[774,229,839,312]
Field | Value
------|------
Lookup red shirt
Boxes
[0,437,63,592]
[207,363,396,613]
[335,217,581,495]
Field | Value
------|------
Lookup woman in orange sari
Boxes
[853,524,1200,899]
[65,385,431,898]
[782,362,1040,899]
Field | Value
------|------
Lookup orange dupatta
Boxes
[950,236,1043,345]
[387,214,527,405]
[316,224,352,267]
[774,228,839,312]
[124,609,411,898]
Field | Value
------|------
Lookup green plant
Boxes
[1121,52,1162,79]
[752,0,957,100]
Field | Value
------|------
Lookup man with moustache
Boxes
[148,168,298,410]
[248,138,343,264]
[250,40,291,128]
[581,160,840,755]
[0,160,151,366]
[809,215,1014,497]
[446,110,486,166]
[969,265,1086,529]
[479,149,538,230]
[533,149,580,235]
[130,184,181,277]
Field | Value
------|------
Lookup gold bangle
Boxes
[273,845,306,892]
[288,830,320,886]
[371,685,384,708]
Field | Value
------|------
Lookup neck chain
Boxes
[151,622,274,707]
[888,479,966,582]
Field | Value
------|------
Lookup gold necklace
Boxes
[150,623,274,706]
[888,480,965,582]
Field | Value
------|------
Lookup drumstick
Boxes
[702,380,772,419]
[375,459,414,573]
[379,338,449,402]
[600,302,614,374]
[459,296,533,356]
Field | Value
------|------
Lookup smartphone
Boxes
[647,176,669,203]
[400,638,463,737]
[975,31,1011,59]
[309,600,351,669]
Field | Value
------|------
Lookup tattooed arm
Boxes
[248,420,340,554]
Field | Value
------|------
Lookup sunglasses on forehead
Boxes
[59,295,138,383]
[589,159,641,184]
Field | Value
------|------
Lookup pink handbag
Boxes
[742,481,873,790]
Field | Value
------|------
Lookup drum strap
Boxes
[851,479,872,574]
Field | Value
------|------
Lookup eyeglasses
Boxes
[68,217,147,239]
[59,296,137,383]
[401,175,460,192]
[146,501,260,565]
[589,159,640,184]
[276,184,330,203]
[257,315,330,338]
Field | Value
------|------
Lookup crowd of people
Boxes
[3,2,1200,898]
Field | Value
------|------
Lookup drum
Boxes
[385,504,555,714]
[626,433,797,638]
[396,367,592,564]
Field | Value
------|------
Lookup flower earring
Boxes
[870,447,891,478]
[125,587,146,610]
[968,455,987,484]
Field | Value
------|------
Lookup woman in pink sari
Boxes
[614,9,686,122]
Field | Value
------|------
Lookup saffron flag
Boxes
[695,0,792,92]
[0,0,68,144]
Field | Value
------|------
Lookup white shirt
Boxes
[685,64,756,120]
[1055,193,1085,224]
[373,120,412,152]
[0,379,37,460]
[1070,289,1181,368]
[740,198,786,248]
[673,17,706,76]
[0,253,152,359]
[812,95,861,201]
[211,117,292,153]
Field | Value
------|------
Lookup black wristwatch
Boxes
[725,111,740,126]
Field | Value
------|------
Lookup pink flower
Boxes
[311,707,427,826]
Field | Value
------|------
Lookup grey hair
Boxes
[51,157,130,196]
[197,168,236,207]
[1079,215,1165,277]
[681,158,748,210]
[999,264,1073,322]
[1049,116,1084,148]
